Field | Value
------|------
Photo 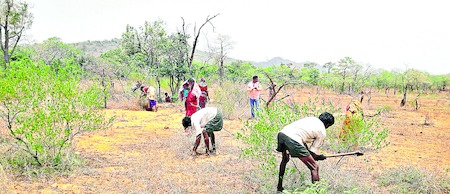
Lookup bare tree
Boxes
[264,72,286,108]
[414,93,420,110]
[0,0,33,68]
[263,72,305,108]
[400,85,407,107]
[185,14,220,73]
[210,34,233,84]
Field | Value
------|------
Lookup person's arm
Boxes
[247,83,253,91]
[192,121,201,135]
[196,96,200,107]
[256,83,263,91]
[307,136,327,161]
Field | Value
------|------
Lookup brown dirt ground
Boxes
[2,88,450,193]
[287,87,450,172]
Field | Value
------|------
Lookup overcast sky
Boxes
[28,0,450,75]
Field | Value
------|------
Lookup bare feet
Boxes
[277,186,284,192]
[192,151,209,156]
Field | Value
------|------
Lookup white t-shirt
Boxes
[280,117,326,153]
[146,86,156,100]
[191,107,218,136]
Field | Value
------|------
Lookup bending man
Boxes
[276,112,335,192]
[182,107,223,155]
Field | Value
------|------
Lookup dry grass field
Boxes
[1,87,449,193]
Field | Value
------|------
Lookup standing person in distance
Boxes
[185,78,201,116]
[198,78,209,109]
[247,75,262,118]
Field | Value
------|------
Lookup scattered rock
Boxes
[164,126,169,129]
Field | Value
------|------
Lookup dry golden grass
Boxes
[6,106,258,193]
[0,164,12,194]
[2,85,449,193]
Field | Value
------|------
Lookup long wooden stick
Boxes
[325,151,364,158]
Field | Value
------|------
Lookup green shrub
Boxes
[326,115,390,152]
[377,105,392,113]
[0,59,113,175]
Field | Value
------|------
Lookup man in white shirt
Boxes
[182,107,223,155]
[140,85,157,111]
[276,112,335,192]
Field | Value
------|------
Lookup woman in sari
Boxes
[179,78,201,116]
[198,78,209,108]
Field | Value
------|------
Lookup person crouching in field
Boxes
[340,97,364,146]
[165,92,171,102]
[140,85,157,111]
[182,107,223,155]
[276,112,335,192]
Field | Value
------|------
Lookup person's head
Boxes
[182,116,192,130]
[252,75,258,83]
[319,112,335,129]
[200,78,205,82]
[140,85,145,92]
[188,78,195,87]
[165,92,168,96]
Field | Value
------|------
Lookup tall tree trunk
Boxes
[2,14,10,68]
[219,60,224,86]
[400,86,407,107]
[101,69,107,108]
[187,14,220,74]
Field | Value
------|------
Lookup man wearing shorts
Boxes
[182,107,223,155]
[276,112,335,192]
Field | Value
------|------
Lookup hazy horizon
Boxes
[27,0,450,75]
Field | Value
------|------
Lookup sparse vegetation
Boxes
[327,115,390,152]
[211,81,249,119]
[378,166,450,194]
[236,95,392,193]
[0,2,449,193]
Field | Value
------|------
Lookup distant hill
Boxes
[251,57,303,68]
[72,39,120,56]
[72,39,311,70]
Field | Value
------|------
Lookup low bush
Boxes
[0,60,113,176]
